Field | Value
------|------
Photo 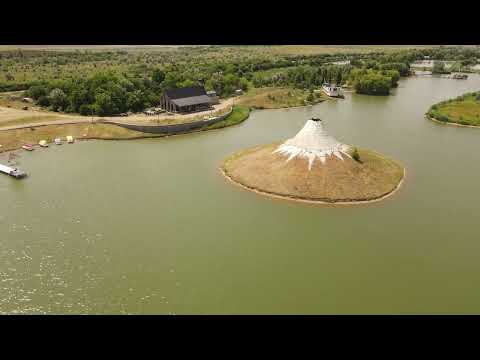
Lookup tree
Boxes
[37,96,50,107]
[432,61,446,74]
[94,92,114,116]
[152,68,165,84]
[27,85,48,99]
[48,88,67,111]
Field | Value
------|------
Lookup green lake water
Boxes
[1,75,480,314]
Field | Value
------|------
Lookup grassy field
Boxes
[427,91,480,126]
[236,87,327,109]
[222,143,404,203]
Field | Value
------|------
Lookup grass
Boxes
[236,87,326,109]
[427,91,480,126]
[203,106,250,130]
[223,143,404,203]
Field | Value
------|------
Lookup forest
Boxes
[1,46,479,115]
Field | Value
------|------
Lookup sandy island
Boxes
[221,143,405,205]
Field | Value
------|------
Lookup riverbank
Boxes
[426,91,480,127]
[0,106,251,153]
[221,144,405,205]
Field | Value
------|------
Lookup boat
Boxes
[0,163,27,179]
[322,83,343,97]
[22,144,34,151]
[66,136,74,144]
[450,73,468,80]
[39,140,48,147]
[54,138,62,145]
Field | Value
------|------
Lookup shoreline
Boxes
[426,115,480,129]
[0,107,251,154]
[0,108,251,155]
[220,165,406,206]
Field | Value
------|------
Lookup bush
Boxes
[351,147,361,162]
[37,96,50,107]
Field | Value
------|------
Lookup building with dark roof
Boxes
[160,85,214,113]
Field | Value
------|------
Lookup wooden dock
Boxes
[0,163,27,179]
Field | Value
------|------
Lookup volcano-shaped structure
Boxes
[221,117,405,204]
[273,117,352,170]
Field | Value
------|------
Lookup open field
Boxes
[236,87,327,109]
[0,103,83,129]
[427,91,480,126]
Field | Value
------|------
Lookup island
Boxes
[222,117,405,204]
[427,91,480,127]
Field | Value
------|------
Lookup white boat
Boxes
[322,83,343,97]
[39,140,48,147]
[66,136,74,143]
[450,73,468,80]
[54,138,62,145]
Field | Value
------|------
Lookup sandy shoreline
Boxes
[220,165,406,206]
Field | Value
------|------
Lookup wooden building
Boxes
[160,86,214,113]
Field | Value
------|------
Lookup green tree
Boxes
[48,88,67,111]
[432,61,447,74]
[152,68,165,84]
[93,92,114,116]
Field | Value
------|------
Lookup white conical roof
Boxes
[273,118,352,170]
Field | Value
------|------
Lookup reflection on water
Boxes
[1,75,480,314]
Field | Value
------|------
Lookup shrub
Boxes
[37,96,50,107]
[351,147,361,162]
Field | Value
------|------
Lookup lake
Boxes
[1,75,480,314]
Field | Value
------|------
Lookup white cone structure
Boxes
[273,118,352,170]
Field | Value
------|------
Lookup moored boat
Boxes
[22,144,34,151]
[450,73,468,79]
[54,138,62,145]
[39,140,48,147]
[322,83,343,97]
[66,136,74,144]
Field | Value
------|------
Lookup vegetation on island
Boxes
[427,91,480,126]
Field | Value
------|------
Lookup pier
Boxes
[0,163,27,179]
